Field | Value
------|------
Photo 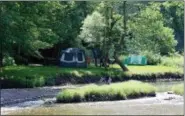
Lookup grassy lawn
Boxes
[171,84,184,95]
[111,64,183,74]
[0,65,183,88]
[56,80,156,103]
[1,64,182,78]
[1,65,105,78]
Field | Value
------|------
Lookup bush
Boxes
[56,80,156,103]
[45,76,56,86]
[141,51,161,65]
[1,75,45,88]
[160,54,183,68]
[3,55,16,66]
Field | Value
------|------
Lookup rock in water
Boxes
[164,96,175,100]
[44,100,54,105]
[167,91,174,94]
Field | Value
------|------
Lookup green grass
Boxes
[111,64,183,74]
[1,65,107,77]
[1,65,183,88]
[56,80,156,103]
[171,84,184,95]
[1,64,182,77]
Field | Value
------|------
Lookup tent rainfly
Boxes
[123,55,147,65]
[60,48,87,68]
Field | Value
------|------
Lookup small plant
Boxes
[45,76,56,86]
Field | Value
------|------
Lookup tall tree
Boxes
[126,2,177,55]
[0,2,61,65]
[79,1,129,71]
[161,1,184,52]
[113,1,129,71]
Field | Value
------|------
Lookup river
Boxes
[1,80,184,115]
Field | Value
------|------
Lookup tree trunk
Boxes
[113,51,128,71]
[94,58,98,67]
[113,1,128,72]
[0,53,2,73]
[123,1,127,34]
[104,53,109,68]
[0,6,4,73]
[0,38,3,73]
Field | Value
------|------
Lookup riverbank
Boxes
[1,65,183,88]
[1,80,183,115]
[1,80,183,106]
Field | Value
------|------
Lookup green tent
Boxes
[123,55,147,65]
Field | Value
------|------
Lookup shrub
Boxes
[160,55,183,68]
[34,76,45,87]
[45,76,56,86]
[3,55,16,66]
[140,51,161,65]
[1,75,45,88]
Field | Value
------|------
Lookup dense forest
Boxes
[0,1,184,71]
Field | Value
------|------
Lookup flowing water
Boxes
[1,80,184,115]
[150,80,184,92]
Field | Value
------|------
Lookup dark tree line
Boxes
[0,1,183,71]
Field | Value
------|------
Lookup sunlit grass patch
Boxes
[171,84,184,95]
[111,64,183,74]
[56,80,156,103]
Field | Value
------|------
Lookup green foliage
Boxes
[0,2,60,60]
[79,11,105,48]
[3,55,16,66]
[1,75,45,88]
[79,1,125,58]
[171,83,184,95]
[0,1,96,63]
[0,1,183,69]
[126,3,177,55]
[56,80,156,103]
[79,1,180,66]
[160,54,183,68]
[140,51,161,65]
[161,1,184,51]
[45,76,56,86]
